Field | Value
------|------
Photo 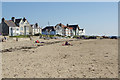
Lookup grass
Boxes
[9,35,30,38]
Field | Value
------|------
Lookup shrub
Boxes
[34,33,42,36]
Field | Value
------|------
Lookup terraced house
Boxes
[42,23,85,36]
[0,17,41,36]
[55,23,85,36]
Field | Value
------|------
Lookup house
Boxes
[31,23,42,35]
[65,27,74,36]
[66,24,79,36]
[43,23,85,36]
[0,17,43,36]
[79,29,85,35]
[12,17,32,35]
[42,26,56,35]
[1,18,20,36]
[54,23,67,36]
[66,24,85,36]
[55,23,85,36]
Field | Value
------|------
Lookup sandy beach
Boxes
[1,37,118,78]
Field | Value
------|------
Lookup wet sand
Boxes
[2,37,118,78]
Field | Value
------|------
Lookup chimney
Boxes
[11,17,15,22]
[23,17,26,22]
[67,24,69,27]
[35,23,38,27]
[2,18,5,23]
[60,23,62,26]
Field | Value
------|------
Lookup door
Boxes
[24,26,26,35]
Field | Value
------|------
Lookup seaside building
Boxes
[55,23,67,36]
[79,29,85,35]
[1,18,20,36]
[0,17,36,36]
[42,23,85,36]
[31,23,42,35]
[0,17,85,36]
[42,26,56,35]
[66,24,85,36]
[12,17,32,35]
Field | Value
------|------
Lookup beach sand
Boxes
[2,37,118,78]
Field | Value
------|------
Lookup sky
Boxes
[2,2,118,36]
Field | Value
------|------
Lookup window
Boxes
[21,27,23,30]
[21,22,23,24]
[20,32,23,35]
[17,28,19,31]
[12,28,15,30]
[26,27,29,30]
[26,32,29,35]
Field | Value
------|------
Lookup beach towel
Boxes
[35,40,40,43]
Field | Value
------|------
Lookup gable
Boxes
[24,20,29,25]
[56,25,62,30]
[19,20,24,25]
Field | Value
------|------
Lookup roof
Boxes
[42,26,55,32]
[30,24,33,27]
[31,24,40,29]
[30,25,34,28]
[55,23,67,28]
[15,19,22,23]
[68,27,73,29]
[4,20,17,27]
[67,25,80,30]
[15,19,22,26]
[68,25,78,28]
[23,18,26,22]
[79,29,84,31]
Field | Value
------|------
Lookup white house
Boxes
[66,24,85,36]
[9,26,20,36]
[79,29,85,35]
[55,23,67,36]
[43,23,85,36]
[31,23,42,35]
[12,17,32,35]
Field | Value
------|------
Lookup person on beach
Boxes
[4,36,7,40]
[62,41,72,46]
[29,36,32,40]
[39,35,42,39]
[65,41,70,45]
[2,38,4,42]
[16,37,18,41]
